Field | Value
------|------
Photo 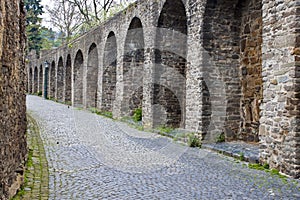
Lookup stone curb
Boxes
[202,142,260,164]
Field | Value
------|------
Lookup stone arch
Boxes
[49,61,56,99]
[73,50,84,106]
[33,66,38,93]
[202,0,262,142]
[86,43,98,108]
[123,17,145,116]
[102,31,117,112]
[57,57,64,101]
[38,65,43,93]
[65,54,72,102]
[153,0,187,128]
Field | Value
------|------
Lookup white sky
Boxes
[40,0,53,28]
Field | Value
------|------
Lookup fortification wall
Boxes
[0,0,27,199]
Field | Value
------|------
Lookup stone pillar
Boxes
[142,26,156,129]
[113,32,125,119]
[259,0,300,178]
[185,0,205,134]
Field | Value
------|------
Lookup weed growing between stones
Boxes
[133,108,142,122]
[239,152,245,161]
[216,133,225,143]
[187,133,202,148]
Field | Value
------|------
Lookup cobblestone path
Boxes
[27,95,300,200]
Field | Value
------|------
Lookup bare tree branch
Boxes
[46,0,83,43]
[47,0,134,35]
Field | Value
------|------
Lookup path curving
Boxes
[27,95,300,200]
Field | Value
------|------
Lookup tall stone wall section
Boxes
[0,0,27,199]
[27,0,300,178]
[259,0,300,178]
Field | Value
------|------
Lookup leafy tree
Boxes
[40,27,63,50]
[25,0,44,54]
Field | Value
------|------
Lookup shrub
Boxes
[239,152,245,161]
[133,108,142,122]
[188,133,201,148]
[216,133,225,143]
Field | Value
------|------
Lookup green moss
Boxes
[249,163,288,181]
[90,108,113,119]
[268,169,287,179]
[64,101,72,106]
[27,149,34,168]
[157,126,174,134]
[249,163,269,170]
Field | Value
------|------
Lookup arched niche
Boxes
[123,17,145,116]
[57,57,64,101]
[73,50,84,106]
[86,43,99,108]
[65,54,72,102]
[153,0,188,128]
[102,32,117,112]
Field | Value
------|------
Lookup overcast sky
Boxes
[40,0,52,28]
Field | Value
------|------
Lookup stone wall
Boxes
[202,0,242,141]
[239,0,263,142]
[153,0,187,128]
[57,57,64,101]
[122,17,145,116]
[102,32,117,112]
[27,0,300,178]
[86,43,99,108]
[38,65,43,93]
[0,0,27,199]
[259,0,300,178]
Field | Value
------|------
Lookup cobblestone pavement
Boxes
[27,95,300,200]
